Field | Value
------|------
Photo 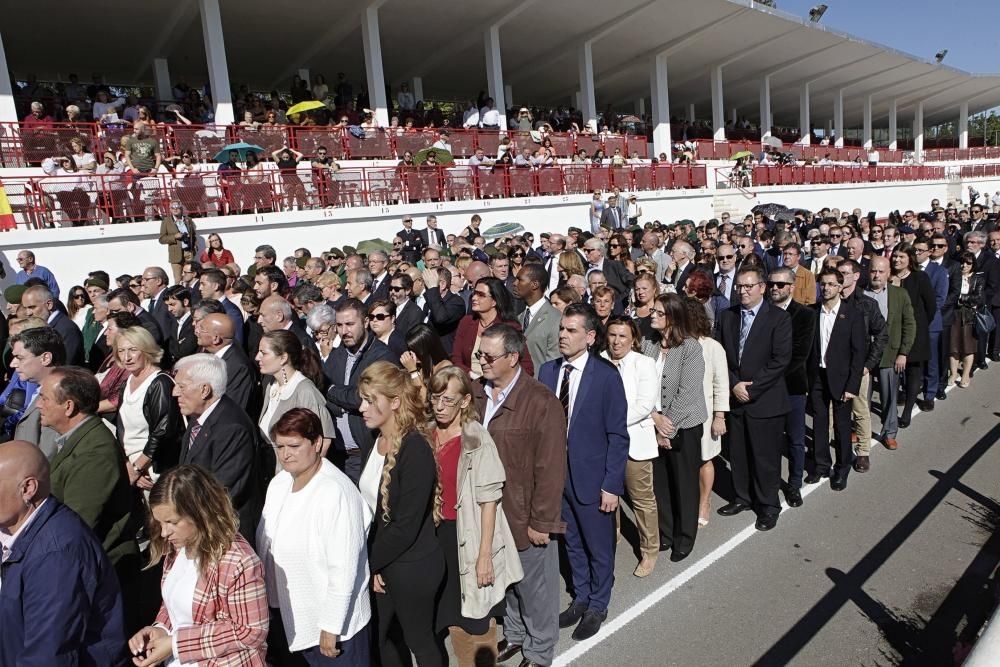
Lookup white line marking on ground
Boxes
[552,380,958,665]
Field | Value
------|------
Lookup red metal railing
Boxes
[715,164,946,189]
[925,147,1000,162]
[0,121,649,167]
[959,164,1000,178]
[694,139,907,164]
[0,163,707,230]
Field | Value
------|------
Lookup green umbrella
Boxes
[731,150,754,160]
[414,147,455,166]
[356,239,392,256]
[482,222,525,241]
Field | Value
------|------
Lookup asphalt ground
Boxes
[536,364,1000,667]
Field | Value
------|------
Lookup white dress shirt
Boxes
[818,300,840,368]
[561,352,589,427]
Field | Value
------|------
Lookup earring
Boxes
[281,367,288,385]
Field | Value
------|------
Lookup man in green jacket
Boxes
[36,366,142,622]
[864,257,917,456]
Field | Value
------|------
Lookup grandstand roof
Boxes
[5,0,999,127]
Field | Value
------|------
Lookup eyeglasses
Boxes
[932,243,947,248]
[368,312,392,321]
[430,394,461,407]
[734,283,760,291]
[767,281,792,288]
[389,285,406,292]
[474,350,511,365]
[829,233,842,238]
[717,254,735,260]
[609,243,620,248]
[915,247,930,253]
[72,293,86,299]
[129,282,141,288]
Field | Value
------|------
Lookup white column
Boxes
[361,5,390,127]
[862,95,873,150]
[687,103,696,123]
[575,91,582,111]
[730,108,737,126]
[711,66,725,141]
[298,68,310,86]
[504,84,512,107]
[833,89,844,148]
[634,98,646,118]
[650,52,672,159]
[0,31,15,123]
[758,75,771,141]
[888,98,898,151]
[914,101,924,162]
[153,58,173,103]
[799,83,810,145]
[959,101,969,149]
[483,25,508,131]
[578,42,597,133]
[825,119,832,141]
[412,77,424,103]
[198,0,235,125]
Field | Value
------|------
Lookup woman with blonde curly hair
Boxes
[128,464,268,667]
[357,361,446,666]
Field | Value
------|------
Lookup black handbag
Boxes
[975,308,996,338]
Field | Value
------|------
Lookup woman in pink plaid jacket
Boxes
[128,465,269,667]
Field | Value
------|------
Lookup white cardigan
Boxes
[603,350,659,460]
[256,460,372,650]
[698,336,730,459]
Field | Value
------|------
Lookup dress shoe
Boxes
[830,474,848,491]
[989,352,1000,362]
[804,472,829,484]
[936,389,947,401]
[977,361,989,370]
[497,639,522,663]
[669,549,690,563]
[717,501,752,516]
[633,558,656,578]
[571,609,607,641]
[518,659,542,667]
[898,416,910,429]
[917,399,934,412]
[558,602,588,629]
[883,436,898,450]
[755,514,778,531]
[782,485,803,507]
[853,455,870,473]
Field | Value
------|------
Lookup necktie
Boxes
[612,209,619,228]
[718,273,728,296]
[738,309,754,363]
[189,422,202,450]
[522,307,531,331]
[559,364,572,420]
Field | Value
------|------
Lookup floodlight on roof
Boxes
[808,4,828,22]
[934,49,948,63]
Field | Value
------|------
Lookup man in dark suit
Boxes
[539,303,628,641]
[805,269,867,491]
[514,263,561,375]
[366,251,392,303]
[420,214,447,249]
[767,268,815,507]
[11,327,63,460]
[668,240,696,292]
[325,299,397,482]
[107,288,164,346]
[717,266,792,531]
[599,194,625,230]
[930,232,962,394]
[140,266,173,340]
[582,238,634,311]
[164,285,197,363]
[197,313,262,419]
[421,267,465,353]
[389,273,423,335]
[173,354,265,546]
[21,285,85,366]
[199,268,245,346]
[396,215,425,264]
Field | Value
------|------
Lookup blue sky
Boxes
[773,1,1000,74]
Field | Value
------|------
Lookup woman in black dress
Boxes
[890,244,937,427]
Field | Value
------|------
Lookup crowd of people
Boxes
[1,198,998,666]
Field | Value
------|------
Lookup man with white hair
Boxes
[669,240,696,292]
[259,295,311,346]
[173,353,264,545]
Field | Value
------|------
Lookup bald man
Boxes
[198,313,261,417]
[259,295,311,346]
[0,441,128,665]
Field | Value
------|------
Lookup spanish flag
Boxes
[0,186,14,231]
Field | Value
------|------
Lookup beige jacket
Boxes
[456,420,524,619]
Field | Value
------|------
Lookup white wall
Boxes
[0,177,969,296]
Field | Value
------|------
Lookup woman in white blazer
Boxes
[603,316,661,577]
[686,299,730,526]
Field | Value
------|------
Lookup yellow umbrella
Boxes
[286,100,327,116]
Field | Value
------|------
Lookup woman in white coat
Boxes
[686,298,730,525]
[603,316,661,577]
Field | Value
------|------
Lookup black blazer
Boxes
[50,311,84,366]
[783,299,816,396]
[672,262,695,293]
[717,300,793,418]
[149,294,173,345]
[168,316,197,363]
[806,301,867,398]
[366,431,441,574]
[420,227,446,249]
[898,271,936,362]
[394,299,423,337]
[135,308,165,346]
[221,344,262,418]
[115,373,183,473]
[179,395,264,546]
[370,272,391,303]
[422,286,465,353]
[600,258,635,308]
[324,334,397,459]
[939,258,962,326]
